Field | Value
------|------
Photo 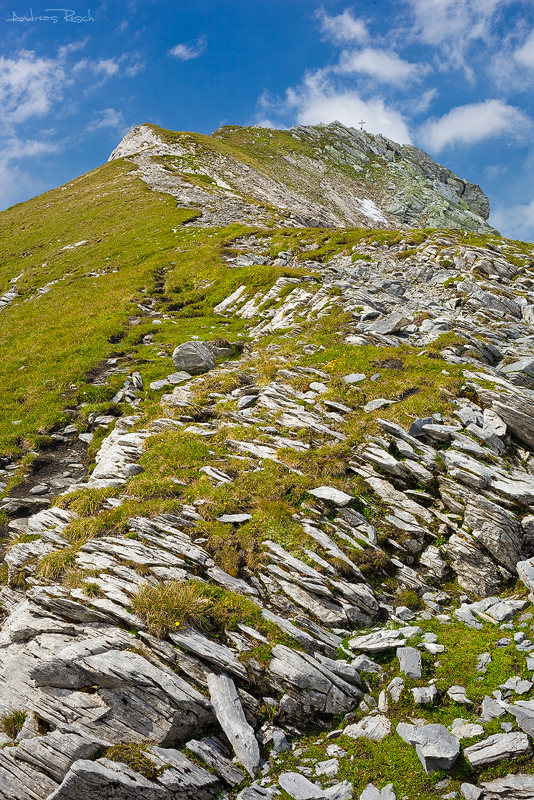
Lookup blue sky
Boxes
[2,1,534,241]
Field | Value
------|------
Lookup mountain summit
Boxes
[109,121,493,232]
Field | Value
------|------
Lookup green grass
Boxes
[1,710,27,742]
[105,741,164,780]
[131,579,294,654]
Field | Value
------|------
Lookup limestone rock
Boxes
[360,785,396,800]
[464,732,531,767]
[396,647,422,680]
[309,487,354,506]
[172,341,215,375]
[344,715,391,741]
[481,773,534,799]
[396,722,460,774]
[47,758,167,800]
[207,673,260,778]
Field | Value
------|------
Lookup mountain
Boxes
[109,121,493,231]
[0,123,533,800]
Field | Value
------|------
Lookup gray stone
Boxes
[367,312,411,335]
[343,373,366,384]
[309,486,354,506]
[13,731,101,782]
[397,646,422,679]
[408,417,434,437]
[216,513,252,524]
[445,534,502,596]
[324,782,354,800]
[47,758,167,800]
[507,700,534,735]
[518,558,534,593]
[447,685,472,705]
[464,496,522,574]
[396,722,460,774]
[172,341,215,375]
[360,784,396,800]
[237,786,278,800]
[146,746,220,797]
[465,732,531,767]
[278,772,324,799]
[363,398,392,413]
[482,773,534,799]
[450,720,483,740]
[352,654,383,673]
[207,673,260,778]
[476,653,491,673]
[387,676,405,702]
[344,715,391,741]
[412,685,438,704]
[185,737,245,786]
[349,629,405,652]
[460,785,482,800]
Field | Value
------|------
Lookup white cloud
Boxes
[0,51,65,127]
[316,8,368,44]
[281,72,412,143]
[514,29,534,68]
[88,108,125,131]
[169,38,207,61]
[93,59,120,77]
[3,137,59,160]
[419,99,531,151]
[336,47,426,85]
[406,0,505,46]
[491,198,534,242]
[405,0,514,80]
[58,39,88,59]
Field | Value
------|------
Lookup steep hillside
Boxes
[0,126,533,800]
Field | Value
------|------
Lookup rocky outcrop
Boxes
[109,122,494,233]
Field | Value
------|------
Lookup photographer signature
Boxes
[6,9,94,23]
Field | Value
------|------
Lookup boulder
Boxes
[463,496,523,573]
[481,774,534,799]
[207,673,260,778]
[464,732,531,767]
[46,758,167,800]
[172,341,215,375]
[396,723,460,774]
[344,715,391,741]
[396,647,422,680]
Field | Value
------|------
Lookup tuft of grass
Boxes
[131,580,211,637]
[105,741,163,781]
[1,710,27,742]
[61,517,105,545]
[36,548,77,581]
[56,487,117,517]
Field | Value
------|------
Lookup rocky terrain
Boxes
[109,122,493,232]
[0,125,533,799]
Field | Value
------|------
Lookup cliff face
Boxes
[109,121,493,232]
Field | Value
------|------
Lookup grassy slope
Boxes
[0,159,310,457]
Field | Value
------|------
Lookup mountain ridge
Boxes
[109,121,493,233]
